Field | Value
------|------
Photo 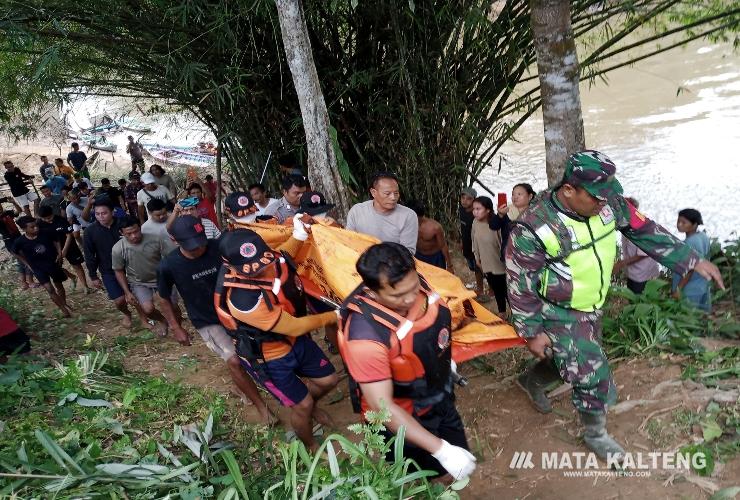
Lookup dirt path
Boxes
[4,257,738,499]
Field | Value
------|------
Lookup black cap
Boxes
[169,215,208,251]
[219,228,277,276]
[299,191,335,216]
[224,191,256,219]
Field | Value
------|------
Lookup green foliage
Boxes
[711,234,740,314]
[0,349,458,498]
[269,406,461,499]
[681,347,740,385]
[681,400,740,474]
[0,1,738,226]
[679,443,715,476]
[0,351,278,497]
[602,279,707,357]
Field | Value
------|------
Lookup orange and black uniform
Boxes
[215,237,337,407]
[338,278,469,476]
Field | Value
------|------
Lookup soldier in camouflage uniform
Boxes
[506,150,725,459]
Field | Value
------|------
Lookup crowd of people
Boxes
[0,147,726,483]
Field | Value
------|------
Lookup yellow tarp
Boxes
[238,221,524,362]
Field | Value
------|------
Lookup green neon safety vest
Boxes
[535,206,617,312]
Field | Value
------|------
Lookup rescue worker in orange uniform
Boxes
[215,214,338,451]
[337,242,476,481]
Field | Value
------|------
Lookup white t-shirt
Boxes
[136,186,173,215]
[255,197,281,216]
[65,198,91,231]
[73,178,94,190]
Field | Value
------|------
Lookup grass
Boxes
[602,237,740,477]
[0,351,467,498]
[0,279,464,498]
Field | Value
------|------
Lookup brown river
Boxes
[479,41,739,242]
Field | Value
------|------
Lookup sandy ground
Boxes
[0,137,220,200]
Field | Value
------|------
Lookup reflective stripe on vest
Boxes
[337,280,452,413]
[537,206,617,311]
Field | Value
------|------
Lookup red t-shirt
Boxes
[197,198,220,228]
[204,181,217,200]
[0,307,20,338]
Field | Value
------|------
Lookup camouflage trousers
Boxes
[544,314,617,415]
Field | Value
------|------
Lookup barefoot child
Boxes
[12,216,72,317]
[471,196,507,316]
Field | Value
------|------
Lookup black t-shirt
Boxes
[96,187,123,208]
[83,219,123,276]
[157,239,221,328]
[67,151,87,171]
[12,233,58,270]
[458,205,474,255]
[38,215,73,244]
[4,169,31,196]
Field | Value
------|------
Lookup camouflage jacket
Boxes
[505,189,701,339]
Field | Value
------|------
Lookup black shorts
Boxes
[65,244,85,266]
[32,264,67,285]
[0,328,31,356]
[382,396,468,476]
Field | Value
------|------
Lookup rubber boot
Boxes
[515,359,560,413]
[579,412,625,461]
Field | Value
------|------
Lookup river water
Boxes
[62,42,738,241]
[478,41,740,242]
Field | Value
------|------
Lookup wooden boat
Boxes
[145,146,214,168]
[85,151,99,166]
[86,137,117,153]
[84,114,118,134]
[118,118,152,133]
[85,122,119,134]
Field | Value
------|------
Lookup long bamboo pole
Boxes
[215,141,223,226]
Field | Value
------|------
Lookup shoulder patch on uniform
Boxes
[598,205,615,225]
[626,201,647,230]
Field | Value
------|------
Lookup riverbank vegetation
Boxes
[0,236,737,497]
[1,1,738,225]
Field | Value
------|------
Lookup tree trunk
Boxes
[274,0,352,220]
[529,0,586,186]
